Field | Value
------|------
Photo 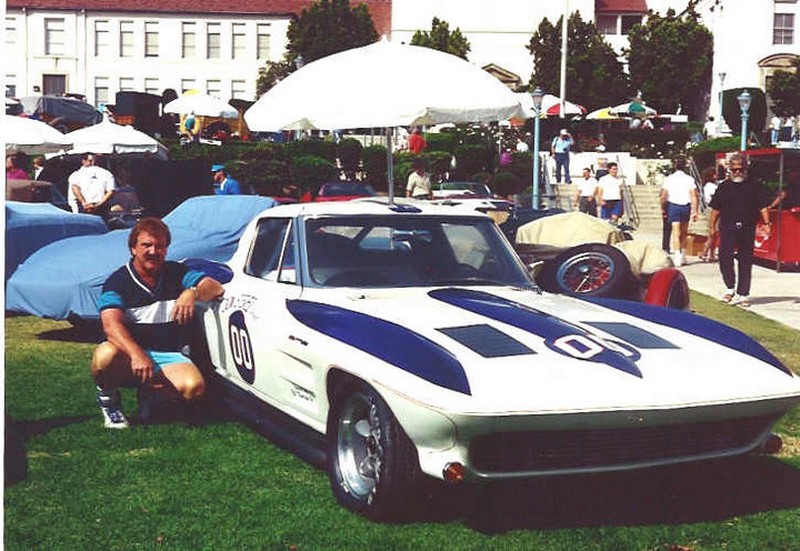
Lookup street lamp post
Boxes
[717,71,726,132]
[737,89,752,151]
[531,86,544,210]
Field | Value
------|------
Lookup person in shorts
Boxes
[91,218,225,428]
[597,162,625,222]
[659,156,699,267]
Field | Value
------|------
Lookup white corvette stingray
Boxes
[195,199,800,521]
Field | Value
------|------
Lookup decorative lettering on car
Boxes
[220,294,259,317]
[229,310,255,384]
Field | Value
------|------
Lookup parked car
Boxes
[192,198,800,521]
[313,182,377,202]
[5,201,107,279]
[431,181,493,199]
[18,95,102,133]
[6,195,277,321]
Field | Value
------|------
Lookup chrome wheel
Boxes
[556,251,615,293]
[336,391,384,503]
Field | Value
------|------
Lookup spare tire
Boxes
[537,243,633,298]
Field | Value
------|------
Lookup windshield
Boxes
[319,183,377,197]
[305,215,533,288]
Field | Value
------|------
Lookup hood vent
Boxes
[438,324,534,358]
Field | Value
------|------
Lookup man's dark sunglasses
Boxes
[730,167,745,173]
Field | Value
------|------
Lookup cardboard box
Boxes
[686,233,707,256]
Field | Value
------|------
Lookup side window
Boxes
[245,218,293,282]
[442,223,491,269]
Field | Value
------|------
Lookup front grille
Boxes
[470,415,777,473]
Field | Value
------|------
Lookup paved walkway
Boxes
[635,230,800,331]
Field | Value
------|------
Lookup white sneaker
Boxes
[96,387,129,429]
[672,251,684,267]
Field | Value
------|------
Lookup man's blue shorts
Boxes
[601,200,623,219]
[147,351,192,373]
[667,202,691,223]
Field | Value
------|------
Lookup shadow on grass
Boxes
[457,456,800,533]
[37,322,104,344]
[15,415,95,440]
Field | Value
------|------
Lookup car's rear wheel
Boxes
[326,379,421,521]
[537,243,633,298]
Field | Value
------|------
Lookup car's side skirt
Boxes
[215,374,327,468]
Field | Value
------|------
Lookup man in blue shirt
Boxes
[92,217,225,428]
[550,128,573,184]
[212,164,242,195]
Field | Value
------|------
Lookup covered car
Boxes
[6,195,277,320]
[5,201,107,279]
[194,198,800,522]
[19,96,103,132]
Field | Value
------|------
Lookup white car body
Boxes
[197,199,800,518]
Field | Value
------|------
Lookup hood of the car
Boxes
[289,286,800,413]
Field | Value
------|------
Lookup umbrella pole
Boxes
[386,128,395,205]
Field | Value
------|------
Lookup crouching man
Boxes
[92,217,224,428]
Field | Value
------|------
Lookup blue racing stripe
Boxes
[583,297,791,376]
[286,300,471,395]
[429,288,642,378]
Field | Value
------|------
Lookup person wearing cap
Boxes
[211,164,241,195]
[550,128,573,184]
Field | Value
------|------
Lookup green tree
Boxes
[410,17,471,60]
[626,8,713,120]
[527,13,629,110]
[286,0,378,64]
[767,59,800,117]
[256,0,378,97]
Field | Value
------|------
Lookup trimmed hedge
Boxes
[290,155,338,195]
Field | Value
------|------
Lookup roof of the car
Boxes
[257,197,489,219]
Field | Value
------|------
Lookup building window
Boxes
[144,78,159,95]
[206,79,222,98]
[6,17,18,45]
[94,20,110,57]
[231,79,247,100]
[6,79,17,98]
[232,23,246,59]
[145,21,159,57]
[257,23,271,59]
[182,22,196,58]
[119,77,135,92]
[207,23,221,59]
[43,74,66,95]
[621,15,642,34]
[95,77,109,106]
[596,15,617,35]
[774,13,795,44]
[45,18,66,56]
[120,21,134,57]
[181,79,196,93]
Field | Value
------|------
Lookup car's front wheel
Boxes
[326,378,421,521]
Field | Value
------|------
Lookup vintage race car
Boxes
[195,198,800,521]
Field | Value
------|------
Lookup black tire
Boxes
[536,243,633,298]
[326,378,421,521]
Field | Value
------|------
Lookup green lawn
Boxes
[5,293,800,551]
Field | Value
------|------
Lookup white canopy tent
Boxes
[164,91,238,119]
[1,114,72,154]
[64,119,168,159]
[245,40,526,198]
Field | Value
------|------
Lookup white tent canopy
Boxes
[64,119,167,158]
[1,114,72,154]
[245,40,526,131]
[164,91,238,118]
[514,93,586,118]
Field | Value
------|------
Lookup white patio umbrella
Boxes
[64,119,168,158]
[245,40,525,198]
[164,91,238,118]
[245,40,525,131]
[1,114,72,154]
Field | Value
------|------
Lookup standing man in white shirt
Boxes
[68,153,116,216]
[660,156,699,266]
[597,162,624,222]
[573,167,598,216]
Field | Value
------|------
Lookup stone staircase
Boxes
[554,184,710,236]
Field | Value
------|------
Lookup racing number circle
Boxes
[229,310,255,384]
